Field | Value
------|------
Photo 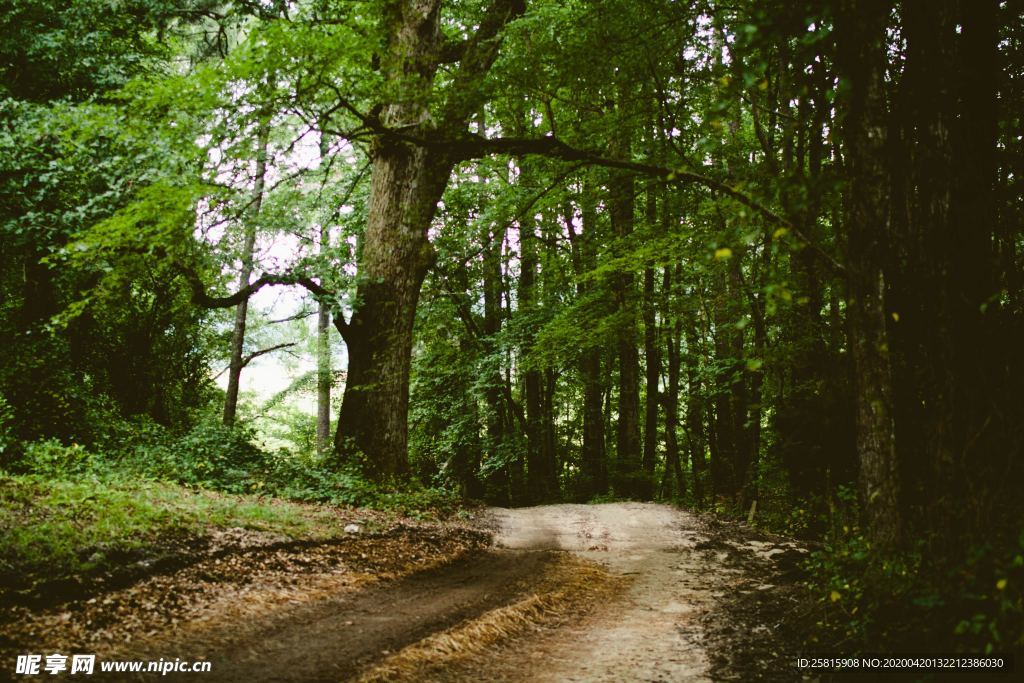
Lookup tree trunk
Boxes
[482,221,511,503]
[743,278,767,509]
[952,0,1009,537]
[316,230,332,455]
[710,254,748,505]
[661,266,685,501]
[334,140,451,479]
[609,139,642,498]
[543,366,559,495]
[642,262,660,501]
[333,0,523,480]
[569,181,607,499]
[836,0,901,550]
[520,218,558,503]
[685,316,707,509]
[223,126,268,427]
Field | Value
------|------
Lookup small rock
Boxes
[344,523,362,534]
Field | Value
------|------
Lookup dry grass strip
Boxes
[354,554,626,683]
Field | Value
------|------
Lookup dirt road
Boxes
[365,502,806,682]
[3,503,805,681]
[489,503,734,682]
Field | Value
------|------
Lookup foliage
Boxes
[4,424,458,519]
[801,488,1024,654]
[0,470,357,591]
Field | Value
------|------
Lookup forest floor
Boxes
[1,501,812,681]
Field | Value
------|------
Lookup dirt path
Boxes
[489,503,723,682]
[3,504,805,681]
[131,550,561,683]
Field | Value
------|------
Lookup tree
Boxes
[331,0,526,479]
[223,124,269,426]
[835,0,901,550]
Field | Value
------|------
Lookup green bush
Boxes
[801,489,1024,654]
[143,419,268,494]
[12,439,101,476]
[262,450,379,506]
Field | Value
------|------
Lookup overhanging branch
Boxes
[430,133,845,274]
[181,264,352,340]
[345,106,844,274]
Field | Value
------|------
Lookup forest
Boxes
[1,0,1022,677]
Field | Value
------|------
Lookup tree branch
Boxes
[343,104,845,275]
[241,342,298,368]
[268,309,317,324]
[452,134,845,274]
[437,36,467,64]
[181,264,352,339]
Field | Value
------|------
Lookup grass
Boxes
[0,471,354,591]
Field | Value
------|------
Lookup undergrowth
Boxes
[747,483,1024,656]
[0,471,352,592]
[0,421,464,594]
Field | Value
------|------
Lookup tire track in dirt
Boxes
[488,503,717,682]
[124,550,560,682]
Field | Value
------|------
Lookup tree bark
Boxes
[520,218,557,503]
[641,187,660,501]
[836,0,901,550]
[710,251,748,505]
[569,180,607,499]
[661,266,685,501]
[334,138,450,478]
[684,316,707,509]
[316,222,332,455]
[482,220,511,502]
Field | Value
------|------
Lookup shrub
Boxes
[11,439,100,476]
[142,419,269,494]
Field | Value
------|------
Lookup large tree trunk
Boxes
[334,140,451,479]
[333,0,523,480]
[223,127,268,427]
[836,0,901,551]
